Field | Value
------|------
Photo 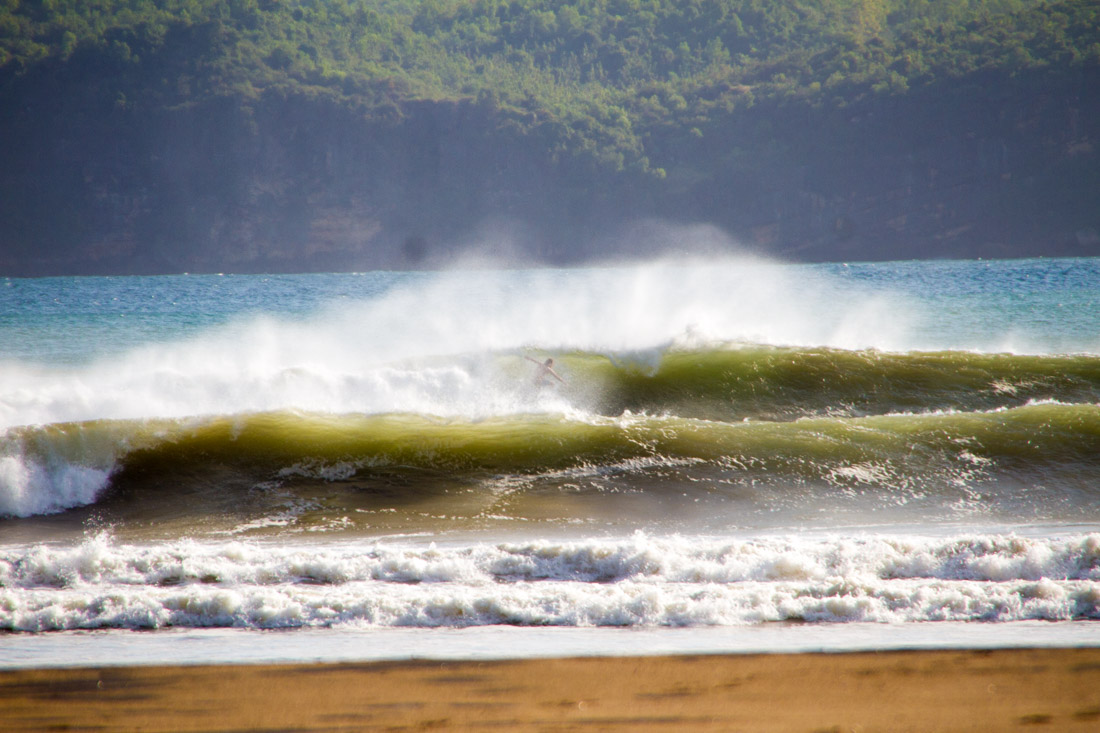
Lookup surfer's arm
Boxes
[547,367,565,384]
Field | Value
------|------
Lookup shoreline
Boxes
[5,621,1100,670]
[3,647,1099,732]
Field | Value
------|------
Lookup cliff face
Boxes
[1,66,1097,275]
[644,66,1100,263]
[0,88,563,274]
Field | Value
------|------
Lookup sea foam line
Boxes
[3,533,1098,630]
[3,574,1098,631]
[4,532,1098,590]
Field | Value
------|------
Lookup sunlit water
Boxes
[2,256,1098,665]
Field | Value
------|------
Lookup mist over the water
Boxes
[4,253,1099,431]
[1,255,926,429]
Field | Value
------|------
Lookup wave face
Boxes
[569,345,1100,420]
[2,396,1098,529]
[3,345,1098,524]
[2,256,1099,633]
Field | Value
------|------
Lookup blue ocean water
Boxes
[1,255,1098,664]
[0,272,416,364]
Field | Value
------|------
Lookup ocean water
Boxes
[1,255,1098,666]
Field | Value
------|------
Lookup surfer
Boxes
[525,355,565,388]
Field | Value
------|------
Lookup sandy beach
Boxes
[2,647,1098,731]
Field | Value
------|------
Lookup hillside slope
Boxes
[1,0,1097,274]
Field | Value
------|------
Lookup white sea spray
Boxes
[0,259,926,430]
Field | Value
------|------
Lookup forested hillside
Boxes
[1,0,1098,274]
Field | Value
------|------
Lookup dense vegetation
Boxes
[1,0,1098,271]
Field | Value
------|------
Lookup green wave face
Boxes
[5,346,1100,536]
[32,402,1090,535]
[566,346,1100,421]
[77,399,1093,480]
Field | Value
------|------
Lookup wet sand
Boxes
[2,647,1099,731]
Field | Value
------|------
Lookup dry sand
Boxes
[2,647,1099,731]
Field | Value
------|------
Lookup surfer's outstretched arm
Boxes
[525,355,566,386]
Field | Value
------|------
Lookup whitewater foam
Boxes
[0,454,110,518]
[2,532,1097,631]
[0,421,126,518]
